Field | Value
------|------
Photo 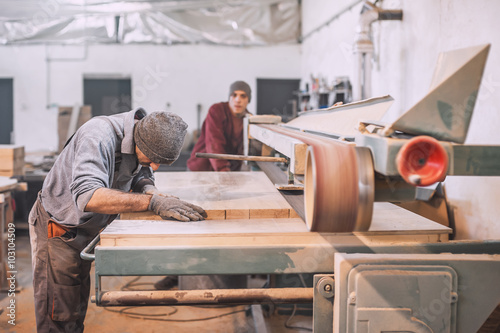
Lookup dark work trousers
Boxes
[29,196,92,333]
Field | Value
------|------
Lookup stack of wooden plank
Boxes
[0,145,24,177]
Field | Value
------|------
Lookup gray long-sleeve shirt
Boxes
[41,108,154,227]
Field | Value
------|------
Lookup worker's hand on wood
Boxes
[148,194,207,222]
[142,184,179,199]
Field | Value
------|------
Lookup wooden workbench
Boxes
[104,201,451,247]
[121,171,299,220]
[112,171,451,250]
[95,172,452,279]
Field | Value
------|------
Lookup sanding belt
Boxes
[258,124,369,233]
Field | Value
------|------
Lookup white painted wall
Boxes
[0,43,301,152]
[301,0,500,240]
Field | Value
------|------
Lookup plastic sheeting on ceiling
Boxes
[0,0,300,45]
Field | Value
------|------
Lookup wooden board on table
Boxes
[103,202,451,247]
[120,171,298,220]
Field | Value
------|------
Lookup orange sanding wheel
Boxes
[396,135,448,186]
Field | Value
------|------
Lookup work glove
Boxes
[142,184,178,199]
[148,194,207,222]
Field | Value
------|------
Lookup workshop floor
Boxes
[0,228,313,333]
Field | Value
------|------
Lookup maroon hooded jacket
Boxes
[187,102,250,171]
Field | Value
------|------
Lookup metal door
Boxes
[0,78,14,144]
[83,78,131,116]
[256,78,300,122]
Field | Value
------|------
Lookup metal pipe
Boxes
[96,287,314,306]
[80,234,100,261]
[195,152,287,163]
[353,2,402,101]
[353,2,378,101]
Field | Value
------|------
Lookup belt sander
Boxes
[238,43,500,233]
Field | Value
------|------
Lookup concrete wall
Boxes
[0,43,301,152]
[301,0,500,240]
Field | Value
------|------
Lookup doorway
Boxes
[83,78,132,116]
[0,78,14,144]
[256,78,300,122]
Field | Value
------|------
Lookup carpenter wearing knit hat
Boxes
[229,81,251,103]
[134,111,188,165]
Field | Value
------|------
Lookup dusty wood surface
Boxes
[102,203,451,247]
[121,171,296,220]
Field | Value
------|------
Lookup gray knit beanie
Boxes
[134,112,188,164]
[229,81,251,103]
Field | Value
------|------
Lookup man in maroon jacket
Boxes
[187,80,252,171]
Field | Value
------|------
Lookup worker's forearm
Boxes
[84,187,152,214]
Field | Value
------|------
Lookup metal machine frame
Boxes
[82,235,500,331]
